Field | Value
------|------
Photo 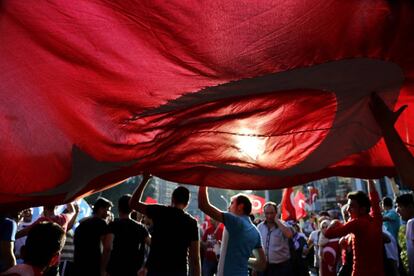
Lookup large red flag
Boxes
[281,188,296,221]
[1,1,414,209]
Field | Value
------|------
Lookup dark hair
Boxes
[347,191,371,212]
[43,205,56,212]
[172,186,190,205]
[382,197,393,208]
[118,194,132,214]
[318,211,330,217]
[263,201,277,212]
[24,222,65,269]
[233,194,252,215]
[396,194,414,208]
[93,197,113,214]
[249,214,255,222]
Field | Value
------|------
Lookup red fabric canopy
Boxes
[1,1,414,209]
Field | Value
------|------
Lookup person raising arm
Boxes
[130,174,200,276]
[198,186,266,275]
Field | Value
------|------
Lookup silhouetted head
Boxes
[23,222,65,271]
[172,186,190,208]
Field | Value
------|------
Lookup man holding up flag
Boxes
[198,187,266,276]
[130,174,201,276]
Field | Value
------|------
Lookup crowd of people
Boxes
[1,177,414,276]
[0,94,414,276]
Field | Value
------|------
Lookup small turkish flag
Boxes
[247,194,266,215]
[294,191,308,219]
[281,188,296,221]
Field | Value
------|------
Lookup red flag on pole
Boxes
[307,187,319,205]
[1,1,414,209]
[281,188,297,221]
[294,191,308,220]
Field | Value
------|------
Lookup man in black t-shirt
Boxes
[130,174,201,276]
[106,194,150,276]
[74,197,112,276]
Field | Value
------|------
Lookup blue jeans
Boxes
[202,259,218,276]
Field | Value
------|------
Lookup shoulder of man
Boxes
[0,219,17,241]
[223,212,248,232]
[181,212,198,231]
[256,221,265,230]
[146,204,167,219]
[183,210,197,221]
[407,218,414,232]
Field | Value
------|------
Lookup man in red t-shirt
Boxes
[201,220,223,276]
[15,203,76,276]
[325,180,384,276]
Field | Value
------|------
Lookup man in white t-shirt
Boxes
[395,193,414,275]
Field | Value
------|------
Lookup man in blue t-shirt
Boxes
[198,187,266,276]
[382,196,401,242]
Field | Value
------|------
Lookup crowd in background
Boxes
[1,181,413,276]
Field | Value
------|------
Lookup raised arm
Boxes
[325,219,359,239]
[129,173,152,215]
[367,180,381,220]
[276,209,293,238]
[16,225,31,239]
[198,186,224,223]
[66,203,80,231]
[62,202,77,229]
[370,92,414,189]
